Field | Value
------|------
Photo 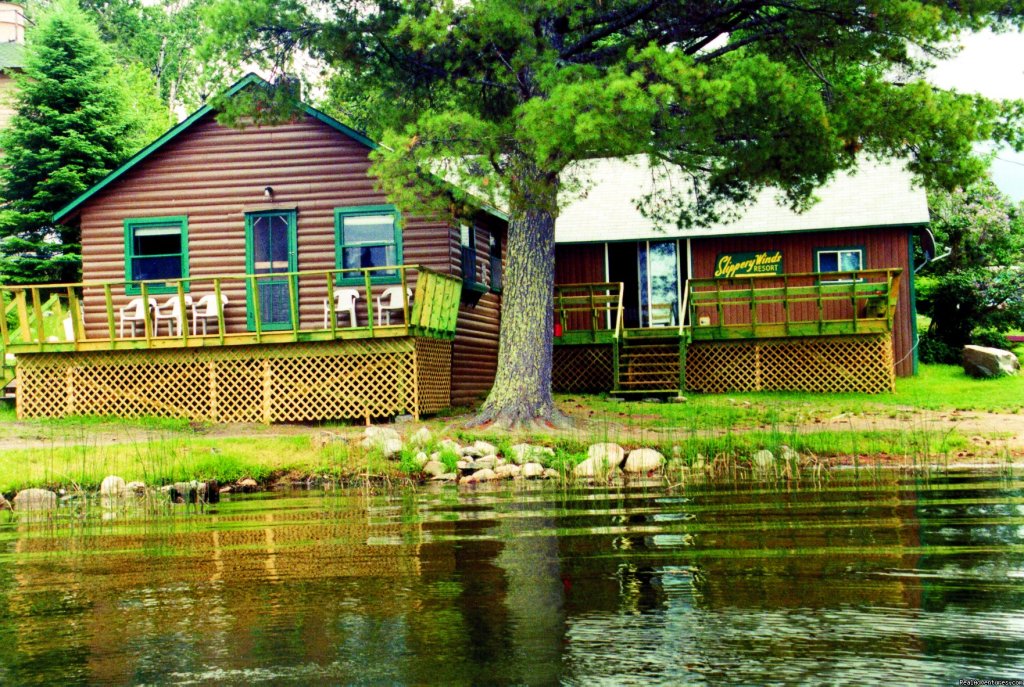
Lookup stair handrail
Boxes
[614,281,624,340]
[678,278,691,337]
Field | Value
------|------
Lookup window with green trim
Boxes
[124,216,188,294]
[335,205,402,284]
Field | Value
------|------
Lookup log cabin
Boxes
[1,73,506,421]
[552,157,930,395]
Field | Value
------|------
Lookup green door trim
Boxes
[245,210,298,331]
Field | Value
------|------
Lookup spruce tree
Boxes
[0,0,135,285]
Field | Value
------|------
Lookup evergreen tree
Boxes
[0,0,137,284]
[205,1,1024,426]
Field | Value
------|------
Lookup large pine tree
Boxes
[0,0,136,285]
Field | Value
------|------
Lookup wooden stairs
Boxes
[614,331,682,395]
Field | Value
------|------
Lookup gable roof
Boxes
[54,73,414,223]
[556,156,930,243]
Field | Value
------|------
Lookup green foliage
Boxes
[0,1,153,284]
[972,327,1013,350]
[917,267,1024,351]
[436,448,460,473]
[918,331,959,364]
[925,179,1024,274]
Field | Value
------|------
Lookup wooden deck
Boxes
[0,265,462,355]
[552,270,902,394]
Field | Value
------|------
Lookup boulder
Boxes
[413,452,430,469]
[543,468,559,479]
[409,426,433,447]
[473,440,498,456]
[237,477,259,492]
[125,481,147,495]
[574,456,619,479]
[456,460,475,471]
[963,345,1021,378]
[460,445,483,458]
[495,463,522,478]
[13,488,57,511]
[473,468,497,482]
[431,472,457,482]
[508,444,554,465]
[422,460,447,478]
[587,443,625,468]
[521,462,545,479]
[99,475,127,497]
[624,448,664,473]
[751,450,774,470]
[473,455,498,470]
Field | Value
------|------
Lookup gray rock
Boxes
[433,472,457,482]
[779,445,799,463]
[394,414,414,424]
[508,444,554,465]
[456,460,475,471]
[409,426,432,447]
[14,488,57,510]
[423,460,447,477]
[624,448,665,473]
[752,450,774,470]
[125,481,146,495]
[363,426,401,441]
[672,396,688,403]
[521,462,545,479]
[587,443,625,468]
[237,477,258,491]
[438,439,462,453]
[473,468,497,482]
[963,345,1021,378]
[99,475,126,497]
[413,452,429,468]
[574,456,619,478]
[460,445,483,458]
[543,468,559,479]
[473,440,498,456]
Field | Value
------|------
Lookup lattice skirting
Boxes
[552,345,614,393]
[15,337,453,422]
[685,334,895,394]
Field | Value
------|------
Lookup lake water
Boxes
[0,470,1022,685]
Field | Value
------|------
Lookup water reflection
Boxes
[0,472,1021,685]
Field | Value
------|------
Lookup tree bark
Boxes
[469,173,569,429]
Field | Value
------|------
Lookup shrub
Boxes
[971,327,1012,350]
[918,331,958,364]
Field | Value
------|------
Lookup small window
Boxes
[335,205,402,284]
[124,216,188,294]
[815,247,864,281]
[460,223,478,285]
[489,232,502,293]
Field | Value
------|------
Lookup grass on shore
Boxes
[0,364,1017,493]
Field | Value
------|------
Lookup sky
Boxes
[928,29,1024,200]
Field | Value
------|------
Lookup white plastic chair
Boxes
[191,293,229,335]
[376,286,413,325]
[118,297,156,338]
[323,287,360,328]
[154,295,192,336]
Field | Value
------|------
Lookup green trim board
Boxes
[245,210,298,331]
[124,216,189,295]
[557,222,929,246]
[53,73,507,225]
[334,205,403,285]
[908,231,920,375]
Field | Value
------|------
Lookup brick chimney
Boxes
[0,3,25,44]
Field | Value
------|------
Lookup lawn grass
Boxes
[0,364,1016,493]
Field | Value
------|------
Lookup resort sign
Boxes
[714,251,783,278]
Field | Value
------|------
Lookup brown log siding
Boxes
[74,112,504,406]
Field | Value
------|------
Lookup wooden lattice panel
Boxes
[16,337,452,422]
[552,345,614,392]
[686,334,895,394]
[415,337,452,414]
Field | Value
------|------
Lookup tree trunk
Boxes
[470,174,569,429]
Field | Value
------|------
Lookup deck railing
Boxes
[0,264,462,354]
[553,282,624,342]
[686,269,901,340]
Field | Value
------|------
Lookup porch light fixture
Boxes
[264,186,273,198]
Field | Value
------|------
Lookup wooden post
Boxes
[400,266,410,327]
[141,282,153,346]
[0,292,10,346]
[363,269,374,334]
[31,289,44,351]
[104,284,116,341]
[177,281,189,344]
[287,272,299,341]
[326,272,337,338]
[67,287,84,344]
[214,279,225,345]
[250,275,263,343]
[15,291,29,342]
